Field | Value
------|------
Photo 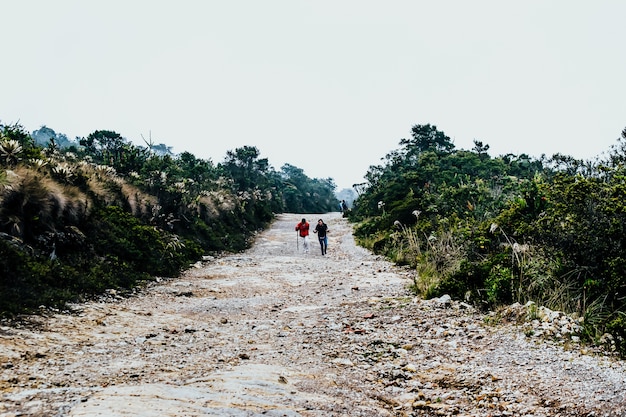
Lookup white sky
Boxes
[1,1,625,190]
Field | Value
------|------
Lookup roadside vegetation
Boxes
[4,120,626,359]
[348,123,626,357]
[0,123,338,317]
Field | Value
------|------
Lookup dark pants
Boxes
[319,236,327,255]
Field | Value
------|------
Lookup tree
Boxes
[400,124,455,156]
[176,152,218,187]
[149,143,174,156]
[220,146,270,192]
[32,125,57,147]
[280,164,339,213]
[80,130,126,164]
[472,140,490,159]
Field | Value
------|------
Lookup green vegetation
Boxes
[349,123,626,357]
[6,118,626,358]
[0,122,339,317]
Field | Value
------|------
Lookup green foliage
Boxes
[485,265,513,305]
[86,206,198,277]
[280,163,339,213]
[350,122,626,356]
[435,257,500,305]
[401,124,455,155]
[605,313,626,357]
[1,123,43,167]
[0,122,339,318]
[0,236,148,316]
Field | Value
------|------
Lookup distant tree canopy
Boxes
[220,146,274,192]
[280,163,337,214]
[32,125,74,149]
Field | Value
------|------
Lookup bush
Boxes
[86,206,202,278]
[605,313,626,356]
[485,265,513,305]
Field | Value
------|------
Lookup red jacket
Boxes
[295,221,310,237]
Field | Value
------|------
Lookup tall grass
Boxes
[391,214,465,298]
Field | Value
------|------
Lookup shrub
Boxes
[485,265,513,305]
[605,313,626,356]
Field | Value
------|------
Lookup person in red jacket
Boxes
[295,218,310,253]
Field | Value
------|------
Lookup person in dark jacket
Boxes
[313,218,329,255]
[341,200,349,217]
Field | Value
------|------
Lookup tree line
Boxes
[0,123,339,317]
[5,120,626,357]
[348,123,626,357]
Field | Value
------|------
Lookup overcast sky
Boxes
[2,1,625,190]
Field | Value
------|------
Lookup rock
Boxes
[436,294,452,307]
[404,363,417,372]
[332,358,355,366]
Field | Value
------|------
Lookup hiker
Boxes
[295,218,310,253]
[313,218,329,255]
[341,200,349,216]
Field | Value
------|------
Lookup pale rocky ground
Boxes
[1,212,626,417]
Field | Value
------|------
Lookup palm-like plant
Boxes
[0,139,23,166]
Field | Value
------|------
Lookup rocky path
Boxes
[1,212,626,416]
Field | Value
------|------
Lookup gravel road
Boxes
[1,212,625,416]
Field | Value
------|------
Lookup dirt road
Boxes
[1,212,625,416]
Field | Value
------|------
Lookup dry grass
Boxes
[393,219,464,297]
[0,166,92,235]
